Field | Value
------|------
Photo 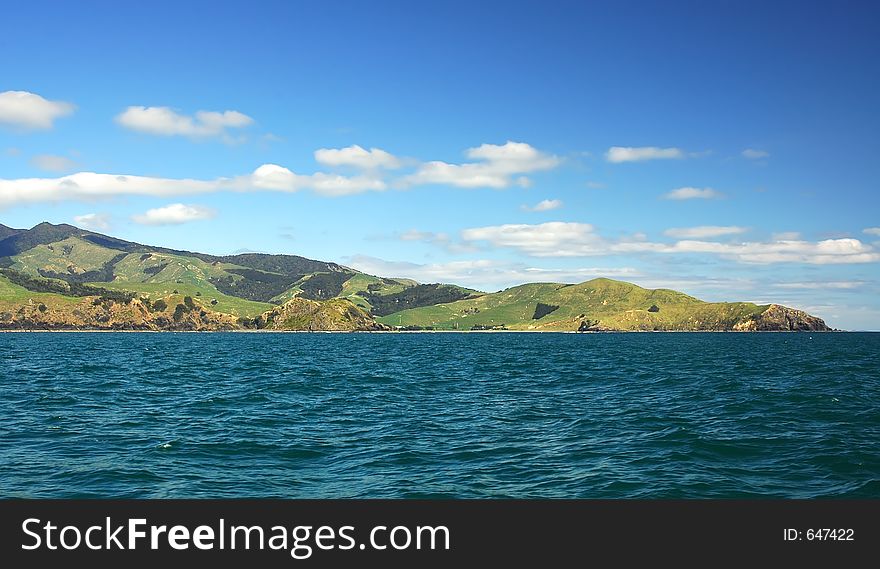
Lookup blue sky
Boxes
[1,0,879,329]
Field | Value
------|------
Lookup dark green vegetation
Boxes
[0,222,831,331]
[0,268,136,303]
[364,283,482,316]
[533,302,559,320]
[210,269,301,302]
[38,252,127,283]
[297,272,352,301]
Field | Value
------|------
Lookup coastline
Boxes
[0,328,848,333]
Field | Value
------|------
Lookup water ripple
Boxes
[0,331,878,498]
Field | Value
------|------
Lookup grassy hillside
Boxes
[271,273,419,310]
[96,281,270,318]
[338,274,412,309]
[0,223,830,331]
[0,224,345,318]
[0,223,454,320]
[0,273,81,307]
[2,237,270,318]
[9,236,122,277]
[259,297,388,331]
[363,283,483,316]
[378,278,770,331]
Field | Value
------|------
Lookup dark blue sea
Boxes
[1,332,878,498]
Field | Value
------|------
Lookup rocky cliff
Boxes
[0,294,829,333]
[0,294,391,332]
[573,304,831,332]
[734,304,831,331]
[0,295,240,331]
[257,297,390,331]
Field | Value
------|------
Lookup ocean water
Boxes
[0,332,877,498]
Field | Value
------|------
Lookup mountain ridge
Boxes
[0,222,833,332]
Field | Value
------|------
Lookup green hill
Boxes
[0,222,465,329]
[0,222,831,331]
[377,278,828,332]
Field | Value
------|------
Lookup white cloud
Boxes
[520,266,641,279]
[466,141,557,167]
[115,106,253,139]
[515,176,533,188]
[774,281,864,290]
[405,161,510,188]
[586,181,606,189]
[347,256,496,286]
[249,164,386,196]
[0,91,75,130]
[315,145,401,169]
[521,199,563,212]
[345,254,639,291]
[864,227,880,236]
[396,229,477,254]
[662,187,724,200]
[463,222,606,257]
[0,140,564,205]
[0,162,390,207]
[742,148,769,159]
[664,226,748,239]
[460,221,880,264]
[605,146,683,163]
[772,232,801,241]
[658,238,879,264]
[402,141,559,188]
[132,203,216,226]
[634,277,757,295]
[30,154,78,172]
[73,213,111,231]
[0,171,224,207]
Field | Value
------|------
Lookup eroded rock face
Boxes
[0,295,830,333]
[0,296,240,331]
[577,319,610,332]
[735,304,830,331]
[0,294,390,332]
[574,303,831,332]
[259,297,390,331]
